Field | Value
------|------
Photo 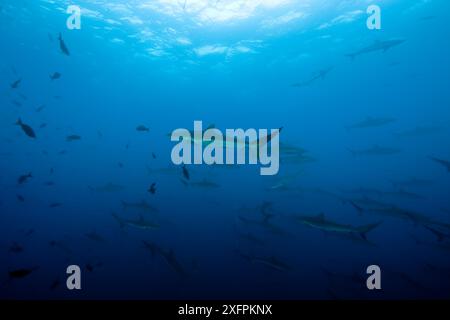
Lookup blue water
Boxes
[1,0,450,299]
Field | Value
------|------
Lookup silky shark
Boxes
[237,251,290,272]
[142,241,187,277]
[111,213,159,230]
[346,39,405,60]
[346,116,396,130]
[293,213,381,240]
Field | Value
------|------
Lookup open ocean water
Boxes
[1,0,450,300]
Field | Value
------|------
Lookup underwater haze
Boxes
[1,0,450,299]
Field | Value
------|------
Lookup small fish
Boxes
[152,152,157,159]
[9,267,38,279]
[9,242,24,253]
[58,33,70,56]
[66,134,81,142]
[10,78,22,89]
[39,123,47,129]
[148,183,156,195]
[182,165,190,180]
[35,104,46,112]
[44,181,55,187]
[136,125,150,132]
[18,173,32,184]
[58,150,67,155]
[49,72,61,80]
[49,202,62,208]
[17,194,25,202]
[15,118,36,138]
[118,162,124,168]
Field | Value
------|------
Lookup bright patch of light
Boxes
[139,0,295,24]
[194,45,229,56]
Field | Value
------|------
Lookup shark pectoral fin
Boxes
[358,221,382,240]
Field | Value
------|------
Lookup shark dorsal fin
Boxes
[317,213,325,220]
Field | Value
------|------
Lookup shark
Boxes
[291,66,333,87]
[237,251,290,272]
[394,126,441,138]
[142,241,187,277]
[346,116,396,130]
[429,156,450,172]
[111,213,159,230]
[293,213,381,240]
[346,39,405,60]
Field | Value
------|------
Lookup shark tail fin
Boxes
[358,221,382,240]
